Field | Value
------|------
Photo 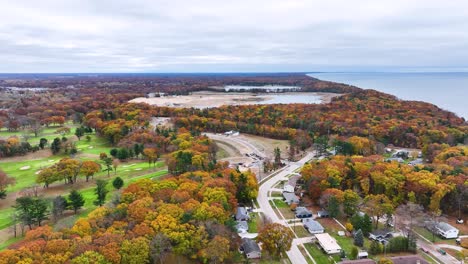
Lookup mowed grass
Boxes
[304,243,332,264]
[0,134,117,193]
[0,207,16,230]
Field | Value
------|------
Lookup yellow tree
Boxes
[257,223,294,257]
[81,161,101,182]
[143,148,159,168]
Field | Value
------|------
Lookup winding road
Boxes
[257,152,315,264]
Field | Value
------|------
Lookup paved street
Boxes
[257,152,315,264]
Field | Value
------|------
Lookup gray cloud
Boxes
[0,0,467,72]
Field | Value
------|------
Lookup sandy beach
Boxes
[130,91,340,108]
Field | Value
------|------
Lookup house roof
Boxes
[436,222,457,232]
[315,233,341,252]
[390,255,429,264]
[304,220,324,231]
[317,210,329,216]
[296,207,312,216]
[288,175,301,187]
[283,192,299,202]
[241,238,260,254]
[236,207,249,220]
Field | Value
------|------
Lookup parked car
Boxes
[437,248,446,255]
[420,247,429,253]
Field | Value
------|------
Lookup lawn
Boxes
[414,227,451,243]
[292,225,310,238]
[273,199,289,208]
[248,213,260,233]
[303,243,333,264]
[0,237,22,251]
[332,233,355,256]
[0,207,16,230]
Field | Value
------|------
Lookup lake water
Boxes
[308,72,468,119]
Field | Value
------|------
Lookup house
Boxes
[235,207,250,221]
[283,192,300,205]
[369,229,393,240]
[315,233,342,254]
[236,221,248,233]
[303,219,324,234]
[295,207,313,218]
[317,210,329,218]
[284,174,301,193]
[390,255,429,264]
[435,222,459,239]
[240,238,261,259]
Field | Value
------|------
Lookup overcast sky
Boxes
[1,0,468,73]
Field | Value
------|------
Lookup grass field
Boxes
[304,243,332,264]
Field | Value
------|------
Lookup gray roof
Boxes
[296,207,312,217]
[317,210,329,216]
[304,220,324,231]
[437,222,457,232]
[288,175,301,187]
[236,207,250,220]
[241,238,261,254]
[283,192,300,203]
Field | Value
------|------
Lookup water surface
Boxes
[309,72,468,119]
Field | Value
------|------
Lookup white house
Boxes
[435,222,459,239]
[315,233,342,254]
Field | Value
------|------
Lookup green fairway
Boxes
[0,207,15,230]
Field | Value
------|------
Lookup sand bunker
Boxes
[20,166,31,170]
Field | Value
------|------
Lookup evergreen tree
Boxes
[94,179,108,207]
[354,229,364,247]
[350,246,359,260]
[112,177,124,190]
[50,137,61,154]
[14,196,49,229]
[68,190,85,214]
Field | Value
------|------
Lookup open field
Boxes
[130,91,340,108]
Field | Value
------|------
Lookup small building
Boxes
[295,207,313,218]
[390,255,429,264]
[240,238,261,259]
[435,222,459,239]
[357,250,368,259]
[317,210,329,218]
[235,207,250,221]
[369,229,393,240]
[315,233,342,254]
[236,221,248,233]
[303,219,325,234]
[283,192,300,205]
